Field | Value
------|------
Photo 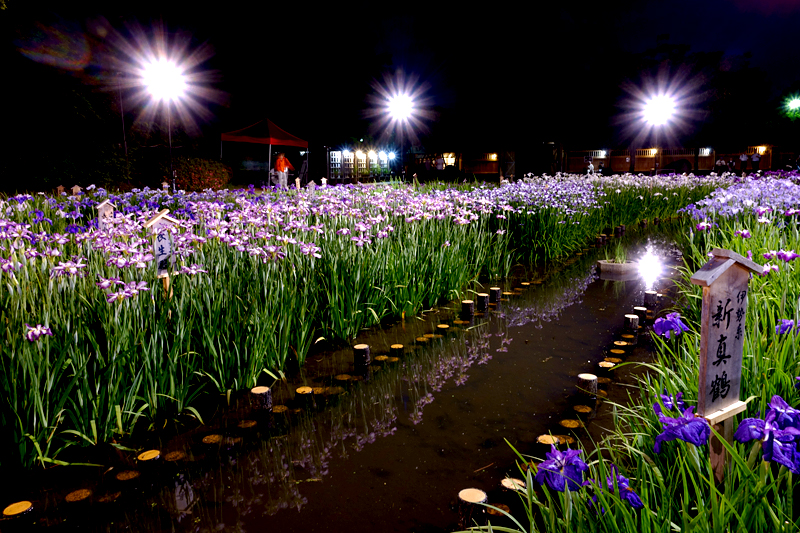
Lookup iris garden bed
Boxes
[0,173,728,474]
[477,172,800,532]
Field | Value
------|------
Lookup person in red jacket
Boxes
[274,153,294,189]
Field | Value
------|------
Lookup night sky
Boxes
[2,0,800,188]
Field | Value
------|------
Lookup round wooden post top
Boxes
[458,488,487,503]
[577,373,597,381]
[353,343,369,350]
[137,449,161,462]
[3,501,33,517]
[251,385,270,394]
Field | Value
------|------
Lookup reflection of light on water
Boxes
[638,246,663,290]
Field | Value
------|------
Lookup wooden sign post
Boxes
[96,199,116,231]
[71,185,82,196]
[295,177,301,190]
[56,185,65,196]
[690,248,762,482]
[144,209,180,296]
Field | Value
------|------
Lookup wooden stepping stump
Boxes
[598,361,616,375]
[250,386,273,411]
[115,470,141,485]
[423,333,436,339]
[596,376,612,385]
[644,290,658,308]
[624,314,639,332]
[374,355,389,362]
[489,287,502,303]
[501,291,515,300]
[295,386,315,409]
[554,434,576,445]
[453,319,471,326]
[521,282,531,288]
[3,501,33,520]
[577,373,598,399]
[272,405,289,414]
[64,488,92,505]
[612,340,629,350]
[536,434,560,445]
[164,450,187,463]
[573,404,593,415]
[137,449,161,463]
[436,324,450,332]
[458,488,487,528]
[390,344,404,357]
[201,434,223,445]
[633,307,647,323]
[334,374,352,384]
[621,332,637,346]
[559,419,583,429]
[604,357,623,364]
[500,478,526,492]
[608,349,626,358]
[461,300,474,316]
[353,344,371,365]
[476,293,490,311]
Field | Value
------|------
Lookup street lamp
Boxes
[142,58,187,192]
[643,94,676,174]
[388,93,413,182]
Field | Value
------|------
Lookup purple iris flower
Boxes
[654,390,686,414]
[534,445,588,492]
[735,408,800,473]
[25,323,54,342]
[584,465,644,513]
[653,312,689,339]
[654,406,711,453]
[734,229,751,239]
[776,319,795,335]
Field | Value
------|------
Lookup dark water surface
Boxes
[0,232,684,532]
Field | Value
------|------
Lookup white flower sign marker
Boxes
[144,209,180,279]
[95,199,116,231]
[690,247,763,483]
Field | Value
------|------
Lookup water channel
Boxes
[0,228,686,532]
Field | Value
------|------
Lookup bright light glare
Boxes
[638,246,662,291]
[388,152,396,160]
[142,58,187,101]
[599,150,607,158]
[643,95,676,126]
[356,151,365,159]
[368,151,376,158]
[342,149,351,156]
[650,148,658,156]
[388,94,413,120]
[789,99,800,110]
[378,151,387,160]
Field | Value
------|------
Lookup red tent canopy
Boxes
[221,119,308,148]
